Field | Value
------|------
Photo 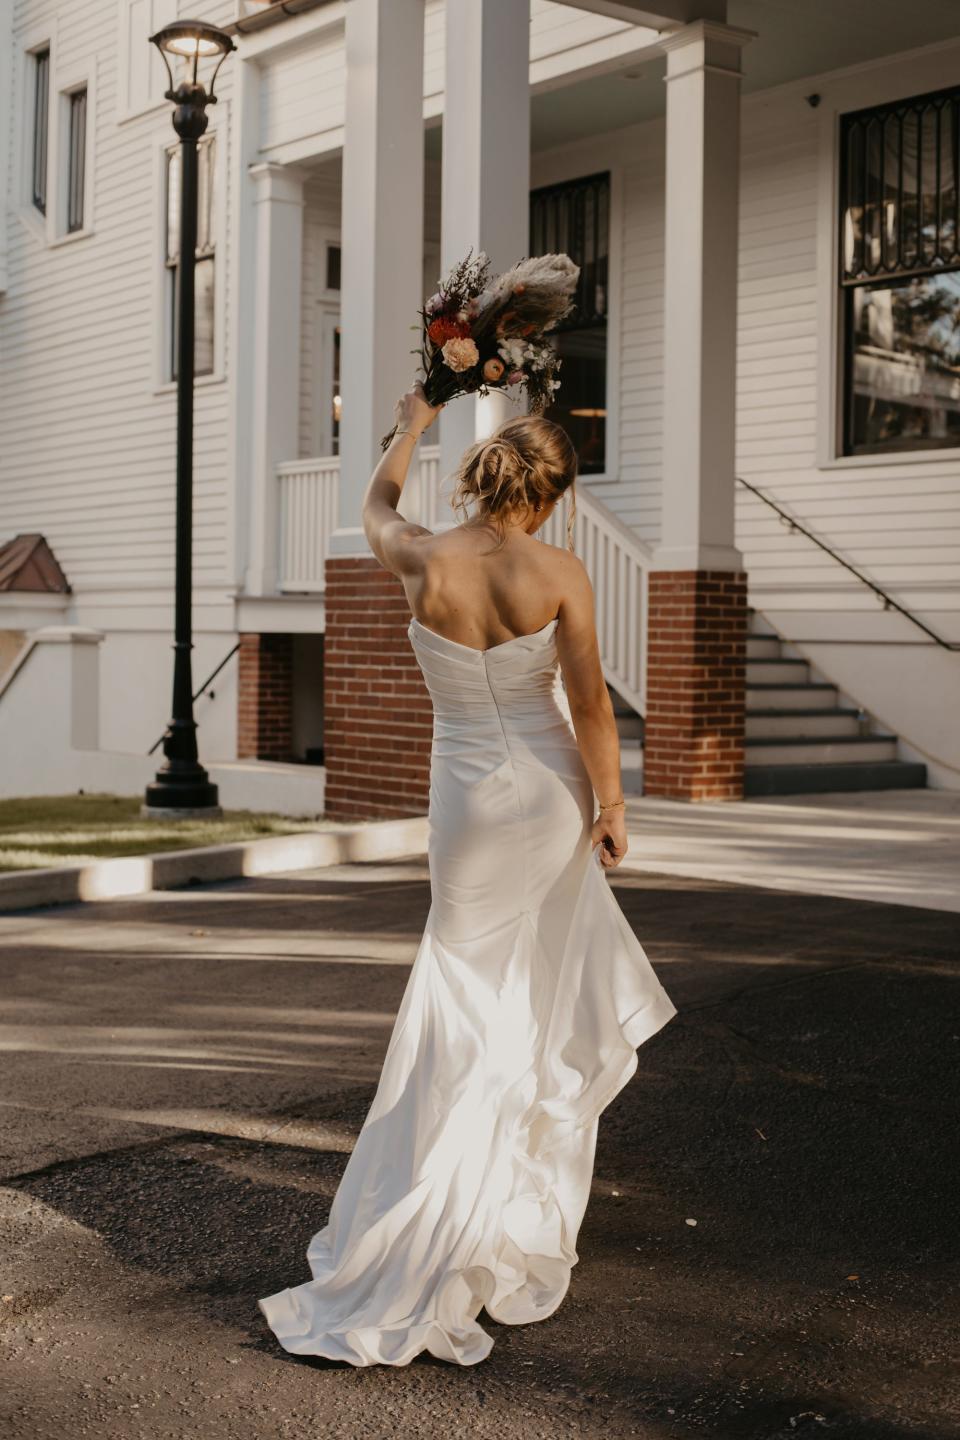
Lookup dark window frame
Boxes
[839,84,960,455]
[529,170,611,475]
[66,86,87,233]
[31,47,49,215]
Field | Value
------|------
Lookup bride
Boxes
[258,385,676,1367]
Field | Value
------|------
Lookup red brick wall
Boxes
[323,556,433,819]
[237,633,293,761]
[644,570,747,802]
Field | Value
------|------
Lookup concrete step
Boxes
[745,707,863,739]
[747,682,840,712]
[744,759,928,797]
[746,657,810,685]
[746,634,782,659]
[745,735,898,767]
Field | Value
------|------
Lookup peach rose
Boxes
[441,336,480,373]
[482,357,505,383]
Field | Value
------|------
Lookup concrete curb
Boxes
[0,816,430,913]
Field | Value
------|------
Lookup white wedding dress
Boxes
[258,614,676,1366]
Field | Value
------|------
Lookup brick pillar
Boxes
[644,571,747,802]
[237,633,293,761]
[323,556,433,819]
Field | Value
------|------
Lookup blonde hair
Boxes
[451,415,578,551]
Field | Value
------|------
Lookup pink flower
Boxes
[441,336,480,373]
[424,291,446,316]
[482,357,505,383]
[507,369,524,385]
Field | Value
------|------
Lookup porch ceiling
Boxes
[528,0,960,150]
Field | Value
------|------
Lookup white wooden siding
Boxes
[259,21,345,158]
[531,71,960,637]
[424,0,632,108]
[297,154,442,460]
[735,89,960,628]
[0,0,235,605]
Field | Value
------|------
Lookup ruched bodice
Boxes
[258,608,677,1368]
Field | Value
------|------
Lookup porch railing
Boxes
[276,455,340,593]
[275,449,653,713]
[539,493,651,716]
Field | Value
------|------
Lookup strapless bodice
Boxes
[407,615,571,750]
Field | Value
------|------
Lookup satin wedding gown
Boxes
[258,613,677,1366]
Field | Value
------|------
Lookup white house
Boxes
[0,0,958,817]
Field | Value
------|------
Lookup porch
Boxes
[229,0,960,814]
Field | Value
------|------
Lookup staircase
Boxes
[744,610,927,796]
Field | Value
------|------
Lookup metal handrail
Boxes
[736,475,960,652]
[147,641,241,756]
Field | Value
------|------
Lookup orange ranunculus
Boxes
[428,316,471,346]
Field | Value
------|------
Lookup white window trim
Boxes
[15,18,57,247]
[526,156,622,485]
[115,0,178,126]
[152,104,229,394]
[815,42,960,470]
[49,65,96,245]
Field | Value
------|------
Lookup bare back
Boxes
[398,523,569,651]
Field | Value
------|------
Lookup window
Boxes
[840,86,960,454]
[530,171,609,474]
[325,243,341,292]
[66,87,87,233]
[165,135,217,379]
[32,48,50,214]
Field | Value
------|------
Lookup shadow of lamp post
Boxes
[143,20,235,818]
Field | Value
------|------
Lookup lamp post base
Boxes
[144,765,220,815]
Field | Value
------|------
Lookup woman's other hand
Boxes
[394,383,443,438]
[591,807,628,869]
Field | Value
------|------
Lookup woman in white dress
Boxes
[258,386,677,1367]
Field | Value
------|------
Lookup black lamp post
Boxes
[144,20,234,816]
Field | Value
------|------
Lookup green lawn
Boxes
[0,794,328,872]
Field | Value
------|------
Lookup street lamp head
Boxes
[151,20,235,131]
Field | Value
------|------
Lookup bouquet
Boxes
[380,250,580,450]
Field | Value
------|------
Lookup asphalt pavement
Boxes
[1,859,957,1439]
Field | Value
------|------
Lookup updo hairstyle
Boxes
[451,415,577,550]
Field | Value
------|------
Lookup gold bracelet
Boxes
[395,428,422,440]
[598,798,625,811]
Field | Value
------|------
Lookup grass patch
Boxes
[0,793,331,872]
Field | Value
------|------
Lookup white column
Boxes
[330,0,426,555]
[439,0,531,487]
[245,161,305,595]
[655,20,752,573]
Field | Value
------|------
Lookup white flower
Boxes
[497,337,527,369]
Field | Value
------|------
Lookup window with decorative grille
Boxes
[165,135,217,380]
[66,88,87,234]
[530,171,609,474]
[32,48,49,215]
[840,86,960,454]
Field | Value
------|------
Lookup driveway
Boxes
[1,860,957,1438]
